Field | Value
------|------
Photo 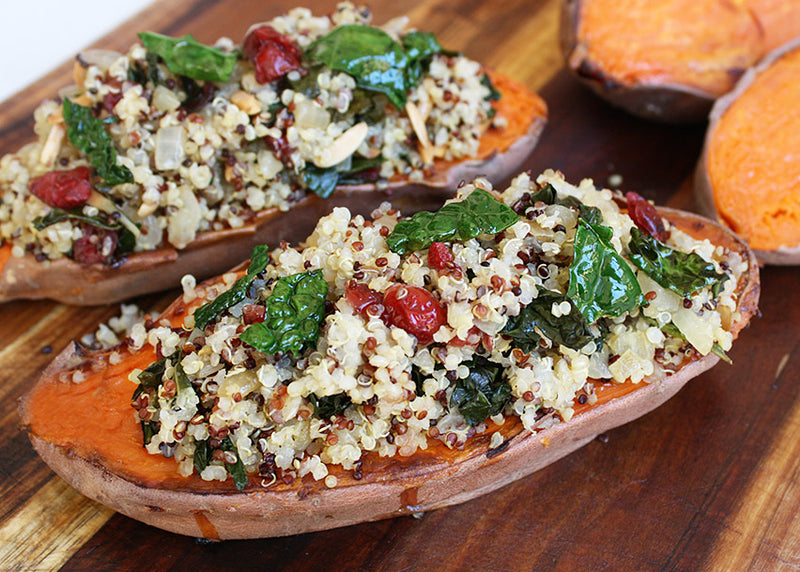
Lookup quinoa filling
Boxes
[0,2,500,265]
[127,171,746,489]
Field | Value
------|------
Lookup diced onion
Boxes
[152,85,181,112]
[79,49,123,71]
[155,126,185,170]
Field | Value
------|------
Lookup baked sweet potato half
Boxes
[0,4,546,305]
[20,171,759,540]
[561,0,800,122]
[695,37,800,265]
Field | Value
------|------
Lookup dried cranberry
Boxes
[29,166,92,209]
[428,242,454,271]
[243,304,266,324]
[264,135,294,167]
[383,284,446,345]
[102,92,123,114]
[626,191,668,242]
[243,25,304,84]
[345,281,387,321]
[72,223,118,266]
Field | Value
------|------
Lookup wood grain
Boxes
[0,0,797,570]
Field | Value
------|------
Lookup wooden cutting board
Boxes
[0,0,798,569]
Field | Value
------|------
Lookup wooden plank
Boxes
[0,478,113,571]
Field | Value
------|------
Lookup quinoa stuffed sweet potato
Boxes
[21,171,759,539]
[0,3,546,304]
[561,0,800,122]
[695,37,800,265]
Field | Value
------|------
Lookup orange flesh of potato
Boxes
[576,0,762,96]
[706,45,800,252]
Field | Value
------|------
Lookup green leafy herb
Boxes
[559,196,603,226]
[138,31,238,83]
[63,99,134,186]
[308,392,352,419]
[658,321,732,364]
[480,73,501,119]
[567,220,645,324]
[32,207,137,257]
[402,31,443,85]
[387,189,518,254]
[449,357,511,426]
[219,437,248,490]
[526,183,603,225]
[193,244,271,330]
[304,156,385,195]
[33,208,121,232]
[141,422,160,447]
[192,438,247,489]
[711,343,733,365]
[133,355,167,400]
[480,73,502,102]
[411,366,428,396]
[306,25,444,110]
[628,227,729,298]
[193,439,211,473]
[502,290,601,352]
[303,165,340,199]
[239,270,328,355]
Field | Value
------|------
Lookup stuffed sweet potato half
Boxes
[20,171,759,539]
[695,37,800,265]
[561,0,800,122]
[0,3,546,305]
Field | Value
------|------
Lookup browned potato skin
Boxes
[695,37,800,266]
[0,90,546,306]
[19,207,760,540]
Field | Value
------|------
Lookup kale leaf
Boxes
[305,25,445,110]
[628,227,729,298]
[449,357,511,426]
[502,290,601,352]
[305,25,409,109]
[193,244,271,330]
[526,183,603,225]
[308,392,352,419]
[567,220,645,323]
[33,207,137,257]
[219,436,248,490]
[138,32,238,83]
[387,188,518,254]
[239,270,328,355]
[62,99,134,186]
[402,31,443,85]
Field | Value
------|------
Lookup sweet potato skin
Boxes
[561,0,800,123]
[695,37,800,265]
[19,207,759,540]
[0,73,546,305]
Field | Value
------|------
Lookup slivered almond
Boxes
[230,90,261,116]
[314,122,369,168]
[73,60,88,88]
[405,101,435,164]
[39,124,65,168]
[87,191,141,238]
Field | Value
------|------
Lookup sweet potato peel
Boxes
[20,207,759,540]
[0,72,546,305]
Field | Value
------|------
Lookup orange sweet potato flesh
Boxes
[0,72,546,305]
[19,207,760,540]
[562,0,800,122]
[699,39,800,260]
